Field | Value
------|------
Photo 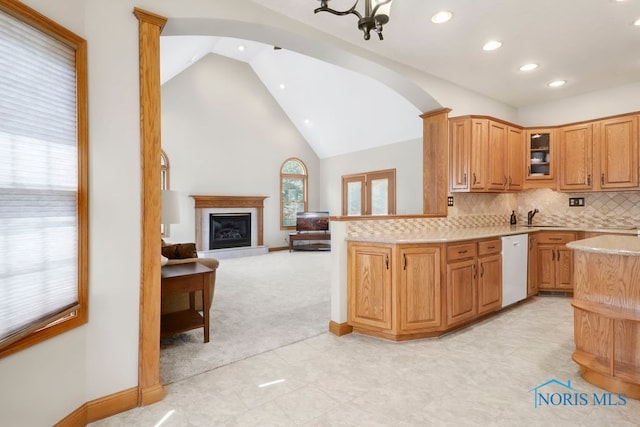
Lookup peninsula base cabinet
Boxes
[347,238,503,341]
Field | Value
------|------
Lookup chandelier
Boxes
[314,0,393,40]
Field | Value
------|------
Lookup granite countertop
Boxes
[567,235,640,256]
[347,224,638,244]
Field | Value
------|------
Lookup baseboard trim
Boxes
[139,383,165,406]
[329,321,353,336]
[54,386,140,427]
[268,246,288,252]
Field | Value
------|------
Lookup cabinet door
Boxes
[470,119,488,190]
[555,246,574,290]
[507,126,524,191]
[598,115,639,190]
[525,129,555,186]
[399,246,442,331]
[477,254,502,314]
[536,244,556,290]
[449,118,471,191]
[559,123,593,191]
[348,244,393,330]
[446,258,477,326]
[487,121,508,191]
[527,235,538,296]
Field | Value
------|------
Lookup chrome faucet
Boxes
[527,208,539,225]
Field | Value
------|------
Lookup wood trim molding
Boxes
[190,195,268,249]
[134,7,167,408]
[329,321,353,336]
[54,387,138,426]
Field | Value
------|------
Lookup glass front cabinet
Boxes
[524,129,556,187]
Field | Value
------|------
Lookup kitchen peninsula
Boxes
[568,235,640,400]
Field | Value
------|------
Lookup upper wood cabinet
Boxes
[559,114,639,192]
[449,117,521,192]
[596,115,638,190]
[559,123,593,191]
[524,129,556,188]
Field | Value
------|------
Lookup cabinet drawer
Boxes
[537,232,576,245]
[478,239,501,256]
[447,242,477,261]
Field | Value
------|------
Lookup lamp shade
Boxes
[161,190,181,224]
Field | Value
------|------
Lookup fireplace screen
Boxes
[209,213,251,250]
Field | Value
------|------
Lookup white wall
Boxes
[319,138,424,215]
[517,82,640,126]
[161,53,320,248]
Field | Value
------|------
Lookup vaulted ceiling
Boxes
[161,0,640,158]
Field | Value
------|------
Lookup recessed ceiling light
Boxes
[431,11,453,24]
[304,119,312,125]
[483,40,502,51]
[279,83,285,90]
[548,80,566,88]
[237,45,245,51]
[634,18,640,26]
[519,63,538,72]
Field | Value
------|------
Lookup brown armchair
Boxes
[161,242,219,314]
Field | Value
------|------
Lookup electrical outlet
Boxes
[447,196,454,207]
[569,197,585,207]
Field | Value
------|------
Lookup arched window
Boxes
[280,158,308,229]
[161,149,170,190]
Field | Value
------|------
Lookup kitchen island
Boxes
[567,235,640,400]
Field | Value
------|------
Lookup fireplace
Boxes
[209,213,251,250]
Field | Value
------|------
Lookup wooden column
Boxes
[421,108,451,217]
[133,7,167,407]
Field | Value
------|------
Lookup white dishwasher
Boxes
[501,234,528,307]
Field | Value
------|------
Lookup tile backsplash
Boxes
[346,189,640,236]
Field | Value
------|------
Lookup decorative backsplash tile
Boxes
[346,188,640,237]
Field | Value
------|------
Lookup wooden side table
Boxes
[160,262,213,343]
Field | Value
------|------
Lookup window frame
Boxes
[280,157,308,229]
[341,168,396,216]
[0,0,88,359]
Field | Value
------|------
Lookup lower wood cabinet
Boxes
[536,232,577,292]
[346,237,510,341]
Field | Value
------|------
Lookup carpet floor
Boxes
[160,250,331,384]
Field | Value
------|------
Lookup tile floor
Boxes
[91,296,639,426]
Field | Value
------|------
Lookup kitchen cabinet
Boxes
[398,245,442,332]
[536,232,577,292]
[446,239,502,327]
[347,242,444,340]
[446,246,477,326]
[558,123,593,191]
[487,121,523,191]
[348,243,393,331]
[524,129,556,188]
[596,114,638,190]
[477,239,502,314]
[449,117,488,191]
[527,234,538,297]
[559,113,638,192]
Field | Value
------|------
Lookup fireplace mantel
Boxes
[190,195,268,250]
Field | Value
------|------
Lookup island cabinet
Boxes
[347,242,446,340]
[536,232,577,292]
[569,236,640,400]
[558,114,639,192]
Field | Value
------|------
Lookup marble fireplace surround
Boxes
[190,195,268,256]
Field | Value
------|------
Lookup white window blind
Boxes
[0,9,79,347]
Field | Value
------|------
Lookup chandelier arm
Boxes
[314,1,363,20]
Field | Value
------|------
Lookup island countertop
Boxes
[567,235,640,256]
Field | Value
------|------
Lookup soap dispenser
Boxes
[510,210,517,226]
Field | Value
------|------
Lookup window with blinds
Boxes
[0,3,88,356]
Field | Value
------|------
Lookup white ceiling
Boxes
[160,0,640,158]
